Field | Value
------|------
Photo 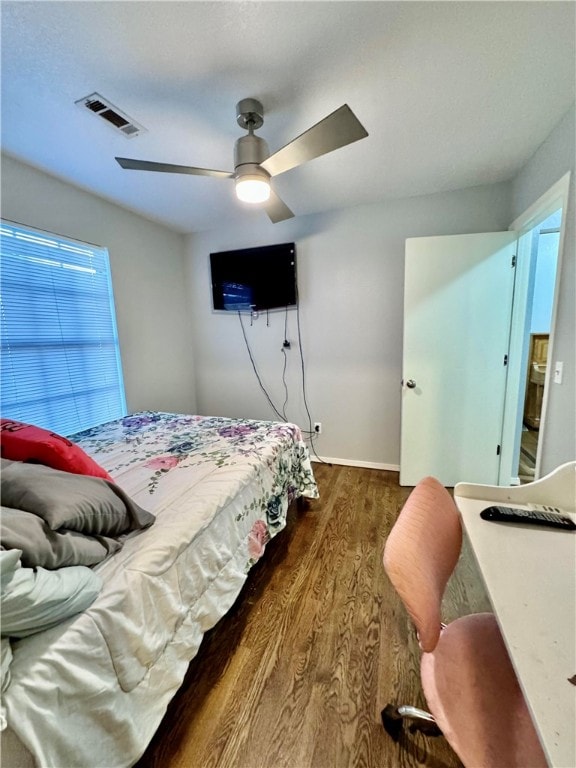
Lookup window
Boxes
[0,221,127,436]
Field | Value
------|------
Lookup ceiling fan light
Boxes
[235,176,271,204]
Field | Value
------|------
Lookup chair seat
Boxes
[421,612,548,768]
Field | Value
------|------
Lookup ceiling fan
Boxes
[115,98,368,223]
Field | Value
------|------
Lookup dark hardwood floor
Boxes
[135,463,491,768]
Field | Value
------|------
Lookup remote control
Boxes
[480,506,576,530]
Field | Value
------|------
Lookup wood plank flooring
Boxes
[135,464,491,768]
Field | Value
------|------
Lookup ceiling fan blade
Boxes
[260,104,368,178]
[264,190,294,224]
[115,157,233,179]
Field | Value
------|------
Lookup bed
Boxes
[0,411,319,768]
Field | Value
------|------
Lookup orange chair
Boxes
[382,476,548,768]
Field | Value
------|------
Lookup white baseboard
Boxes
[311,456,400,472]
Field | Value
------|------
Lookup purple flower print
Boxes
[122,415,154,429]
[218,424,257,439]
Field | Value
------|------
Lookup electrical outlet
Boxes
[314,422,322,434]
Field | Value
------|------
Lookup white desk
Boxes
[454,462,576,768]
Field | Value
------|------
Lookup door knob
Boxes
[406,379,417,389]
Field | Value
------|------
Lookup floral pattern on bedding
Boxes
[71,412,319,566]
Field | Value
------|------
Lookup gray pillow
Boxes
[0,461,154,536]
[1,506,121,569]
[0,550,102,638]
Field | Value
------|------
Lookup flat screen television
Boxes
[210,242,297,313]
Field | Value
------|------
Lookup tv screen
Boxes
[210,242,297,313]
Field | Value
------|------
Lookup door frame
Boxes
[499,172,571,484]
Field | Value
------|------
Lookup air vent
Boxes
[75,92,146,138]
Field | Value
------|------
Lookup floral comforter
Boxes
[2,412,318,768]
[74,411,318,548]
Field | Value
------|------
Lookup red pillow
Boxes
[0,419,113,481]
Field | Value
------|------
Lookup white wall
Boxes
[1,154,197,416]
[510,105,576,475]
[185,182,511,467]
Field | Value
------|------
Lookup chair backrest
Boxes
[383,476,462,652]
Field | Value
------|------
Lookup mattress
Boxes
[1,412,318,768]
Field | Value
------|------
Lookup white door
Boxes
[400,232,518,487]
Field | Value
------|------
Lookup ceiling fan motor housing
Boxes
[234,134,270,182]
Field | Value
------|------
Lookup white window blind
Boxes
[0,221,127,436]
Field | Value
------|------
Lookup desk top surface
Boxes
[454,467,576,768]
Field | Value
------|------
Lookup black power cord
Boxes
[238,310,287,422]
[237,296,329,466]
[294,284,330,465]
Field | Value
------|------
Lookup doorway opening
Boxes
[499,172,570,487]
[518,209,561,483]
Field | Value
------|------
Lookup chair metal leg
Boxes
[381,704,405,740]
[381,703,442,740]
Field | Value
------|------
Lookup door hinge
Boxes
[503,354,508,366]
[496,444,501,456]
[512,254,517,267]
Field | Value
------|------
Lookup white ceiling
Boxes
[1,1,574,234]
